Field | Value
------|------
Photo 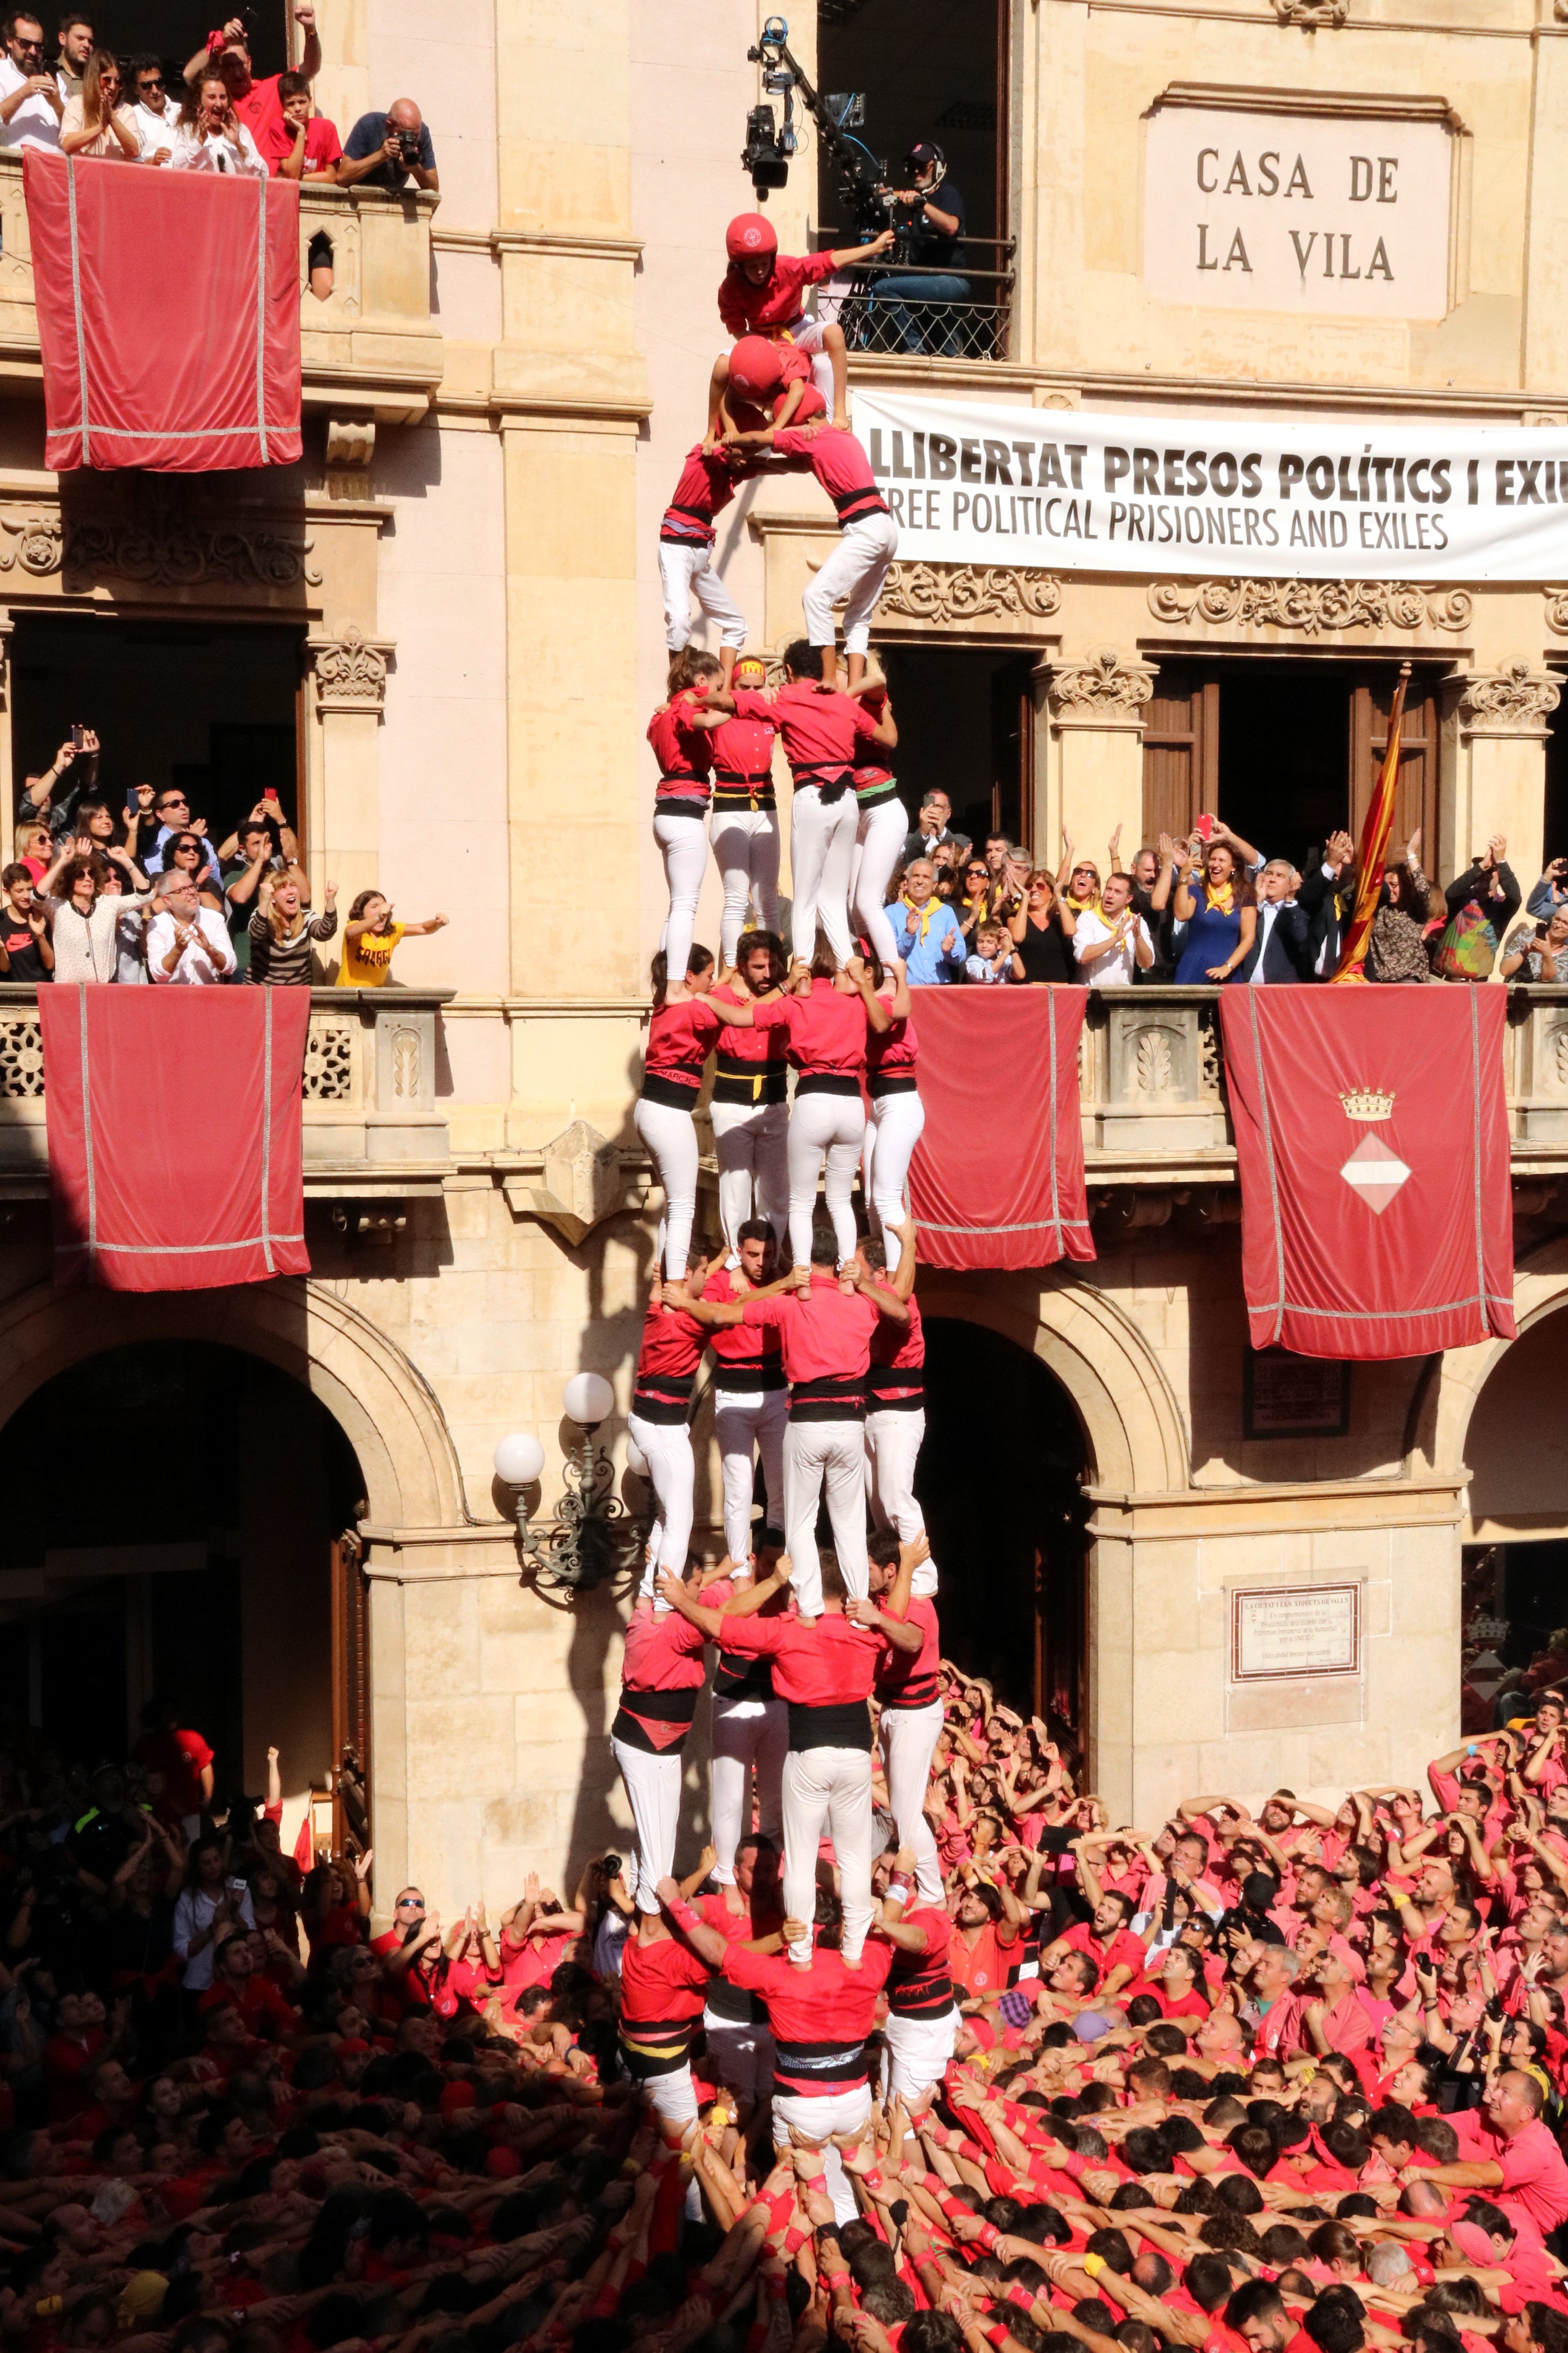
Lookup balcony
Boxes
[0,155,443,428]
[0,986,453,1197]
[821,238,1016,366]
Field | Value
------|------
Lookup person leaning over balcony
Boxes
[146,868,236,984]
[0,863,53,982]
[60,50,138,156]
[1502,902,1568,983]
[336,889,447,986]
[276,69,337,180]
[337,97,437,193]
[37,842,152,983]
[247,868,337,986]
[182,7,318,170]
[0,10,60,147]
[169,69,265,175]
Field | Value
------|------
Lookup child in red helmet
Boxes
[714,335,827,447]
[706,212,893,450]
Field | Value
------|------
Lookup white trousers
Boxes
[655,807,710,993]
[853,796,909,968]
[865,1403,926,1544]
[710,1099,789,1255]
[639,2058,701,2125]
[784,1416,868,1613]
[801,511,899,655]
[782,1744,874,1965]
[710,1694,788,1880]
[611,1734,684,1914]
[789,785,858,966]
[632,1096,699,1281]
[787,1088,866,1270]
[659,540,749,652]
[861,1087,926,1237]
[883,2008,958,2109]
[771,2085,871,2226]
[713,1384,788,1559]
[711,808,782,967]
[703,2013,777,2109]
[628,1411,695,1593]
[879,1695,945,1905]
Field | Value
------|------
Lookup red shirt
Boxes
[133,1725,213,1817]
[1060,1919,1149,1983]
[616,1601,709,1751]
[866,1003,918,1078]
[723,1937,892,2093]
[632,1299,706,1421]
[703,1266,784,1389]
[197,1975,300,2038]
[619,1931,712,2037]
[949,1921,1015,1999]
[647,689,713,802]
[642,997,723,1093]
[42,2028,104,2123]
[718,248,839,337]
[877,1596,940,1709]
[661,444,741,545]
[275,115,341,176]
[731,679,878,791]
[773,423,889,526]
[231,71,290,163]
[854,680,895,795]
[887,1903,955,2017]
[742,1268,881,1386]
[716,1607,882,1708]
[1451,2110,1568,2238]
[709,710,779,799]
[755,977,872,1075]
[869,1292,924,1409]
[712,979,787,1076]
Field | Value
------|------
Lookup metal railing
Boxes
[817,234,1016,363]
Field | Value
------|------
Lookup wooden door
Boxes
[330,1535,371,1855]
[1349,669,1440,863]
[1143,667,1220,846]
[989,652,1034,847]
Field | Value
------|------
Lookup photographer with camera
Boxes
[866,139,971,355]
[338,95,438,193]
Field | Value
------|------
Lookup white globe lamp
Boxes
[562,1371,615,1430]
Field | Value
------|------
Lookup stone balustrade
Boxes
[0,987,452,1188]
[0,156,443,428]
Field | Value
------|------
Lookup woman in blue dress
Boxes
[1169,829,1258,982]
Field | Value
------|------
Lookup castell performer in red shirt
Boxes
[659,1532,922,1977]
[626,1264,710,1607]
[706,930,789,1258]
[872,1841,959,2111]
[734,419,898,690]
[609,1563,711,1913]
[673,1219,911,1613]
[855,1226,934,1571]
[862,1525,944,1908]
[646,648,719,994]
[701,1557,788,1895]
[687,657,782,970]
[703,1219,787,1576]
[657,441,758,678]
[859,950,923,1240]
[708,211,894,443]
[848,667,908,970]
[615,1875,718,2130]
[632,942,732,1283]
[701,640,896,969]
[719,335,827,442]
[757,944,893,1273]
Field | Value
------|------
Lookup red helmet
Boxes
[728,336,786,400]
[726,212,778,262]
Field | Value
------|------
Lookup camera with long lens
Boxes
[743,12,893,241]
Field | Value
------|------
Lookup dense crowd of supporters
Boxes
[2,742,444,985]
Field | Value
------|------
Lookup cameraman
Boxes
[869,140,970,353]
[338,95,437,192]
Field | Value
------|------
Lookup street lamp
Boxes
[492,1375,647,1597]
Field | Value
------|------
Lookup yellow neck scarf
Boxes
[901,895,939,941]
[1205,878,1235,914]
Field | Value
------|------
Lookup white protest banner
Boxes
[848,386,1568,582]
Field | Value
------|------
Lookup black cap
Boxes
[905,140,945,173]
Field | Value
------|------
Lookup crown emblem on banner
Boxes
[1339,1088,1395,1121]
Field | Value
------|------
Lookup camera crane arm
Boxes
[743,12,906,250]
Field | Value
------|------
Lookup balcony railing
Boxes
[0,155,443,426]
[818,237,1016,363]
[0,986,453,1188]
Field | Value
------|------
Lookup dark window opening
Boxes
[83,0,287,81]
[882,643,1032,851]
[1462,1539,1568,1733]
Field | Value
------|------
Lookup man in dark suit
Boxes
[1297,829,1357,977]
[1237,858,1316,983]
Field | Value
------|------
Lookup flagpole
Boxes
[1330,659,1411,985]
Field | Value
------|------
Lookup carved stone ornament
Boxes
[63,482,320,591]
[879,560,1062,626]
[1543,587,1568,635]
[1148,578,1472,635]
[1457,662,1562,734]
[0,510,63,576]
[1274,0,1348,22]
[311,624,390,714]
[1048,647,1158,715]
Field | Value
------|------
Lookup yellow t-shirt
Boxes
[337,921,405,987]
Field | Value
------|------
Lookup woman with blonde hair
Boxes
[60,51,141,158]
[247,867,338,986]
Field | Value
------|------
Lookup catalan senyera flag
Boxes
[1330,662,1410,984]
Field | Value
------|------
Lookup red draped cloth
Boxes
[1218,986,1515,1359]
[23,150,301,471]
[38,988,311,1291]
[907,990,1093,1270]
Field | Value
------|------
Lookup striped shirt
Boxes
[246,908,337,986]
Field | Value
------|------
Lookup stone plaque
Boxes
[1244,1349,1350,1438]
[1143,100,1453,320]
[1232,1583,1361,1682]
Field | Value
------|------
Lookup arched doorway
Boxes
[1451,1305,1568,1725]
[0,1341,366,1842]
[918,1317,1090,1748]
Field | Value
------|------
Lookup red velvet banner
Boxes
[1218,986,1515,1359]
[39,988,311,1291]
[907,989,1093,1270]
[23,150,301,471]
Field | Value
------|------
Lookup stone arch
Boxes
[916,1267,1191,1494]
[0,1275,469,1530]
[1413,1235,1568,1500]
